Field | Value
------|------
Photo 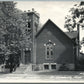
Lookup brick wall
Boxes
[36,21,74,65]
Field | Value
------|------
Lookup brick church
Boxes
[21,9,78,71]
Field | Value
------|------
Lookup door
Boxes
[25,50,31,64]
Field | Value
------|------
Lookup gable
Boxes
[36,20,74,64]
[36,19,73,43]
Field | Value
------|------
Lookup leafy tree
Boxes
[64,2,84,32]
[0,1,30,66]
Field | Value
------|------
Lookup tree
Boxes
[64,2,84,32]
[0,1,30,67]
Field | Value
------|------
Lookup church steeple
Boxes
[27,8,39,35]
[27,8,40,63]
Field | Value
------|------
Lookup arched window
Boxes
[44,40,55,60]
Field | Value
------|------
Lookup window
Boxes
[43,63,56,70]
[44,40,55,60]
[28,22,31,28]
[44,65,49,70]
[51,64,56,69]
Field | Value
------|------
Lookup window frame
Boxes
[51,63,56,69]
[44,40,55,60]
[43,63,56,70]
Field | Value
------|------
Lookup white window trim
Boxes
[43,63,57,70]
[44,41,55,60]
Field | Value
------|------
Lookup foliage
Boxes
[64,2,84,32]
[0,1,30,65]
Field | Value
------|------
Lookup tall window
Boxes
[28,22,31,28]
[44,40,55,60]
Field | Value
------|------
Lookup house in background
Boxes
[21,9,77,71]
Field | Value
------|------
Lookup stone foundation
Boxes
[32,63,75,71]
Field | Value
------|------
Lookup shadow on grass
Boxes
[37,70,83,76]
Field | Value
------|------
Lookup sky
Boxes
[16,1,80,31]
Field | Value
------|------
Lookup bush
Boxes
[59,64,69,71]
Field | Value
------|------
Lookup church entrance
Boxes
[25,49,31,64]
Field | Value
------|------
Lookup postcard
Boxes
[0,0,84,83]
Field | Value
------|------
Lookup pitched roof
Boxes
[36,19,51,37]
[65,31,78,39]
[36,19,74,41]
[36,19,78,40]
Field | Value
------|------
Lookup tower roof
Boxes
[27,8,40,18]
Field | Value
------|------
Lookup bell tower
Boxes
[27,8,40,64]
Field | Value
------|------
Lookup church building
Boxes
[22,9,77,71]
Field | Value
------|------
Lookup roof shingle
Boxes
[65,31,78,39]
